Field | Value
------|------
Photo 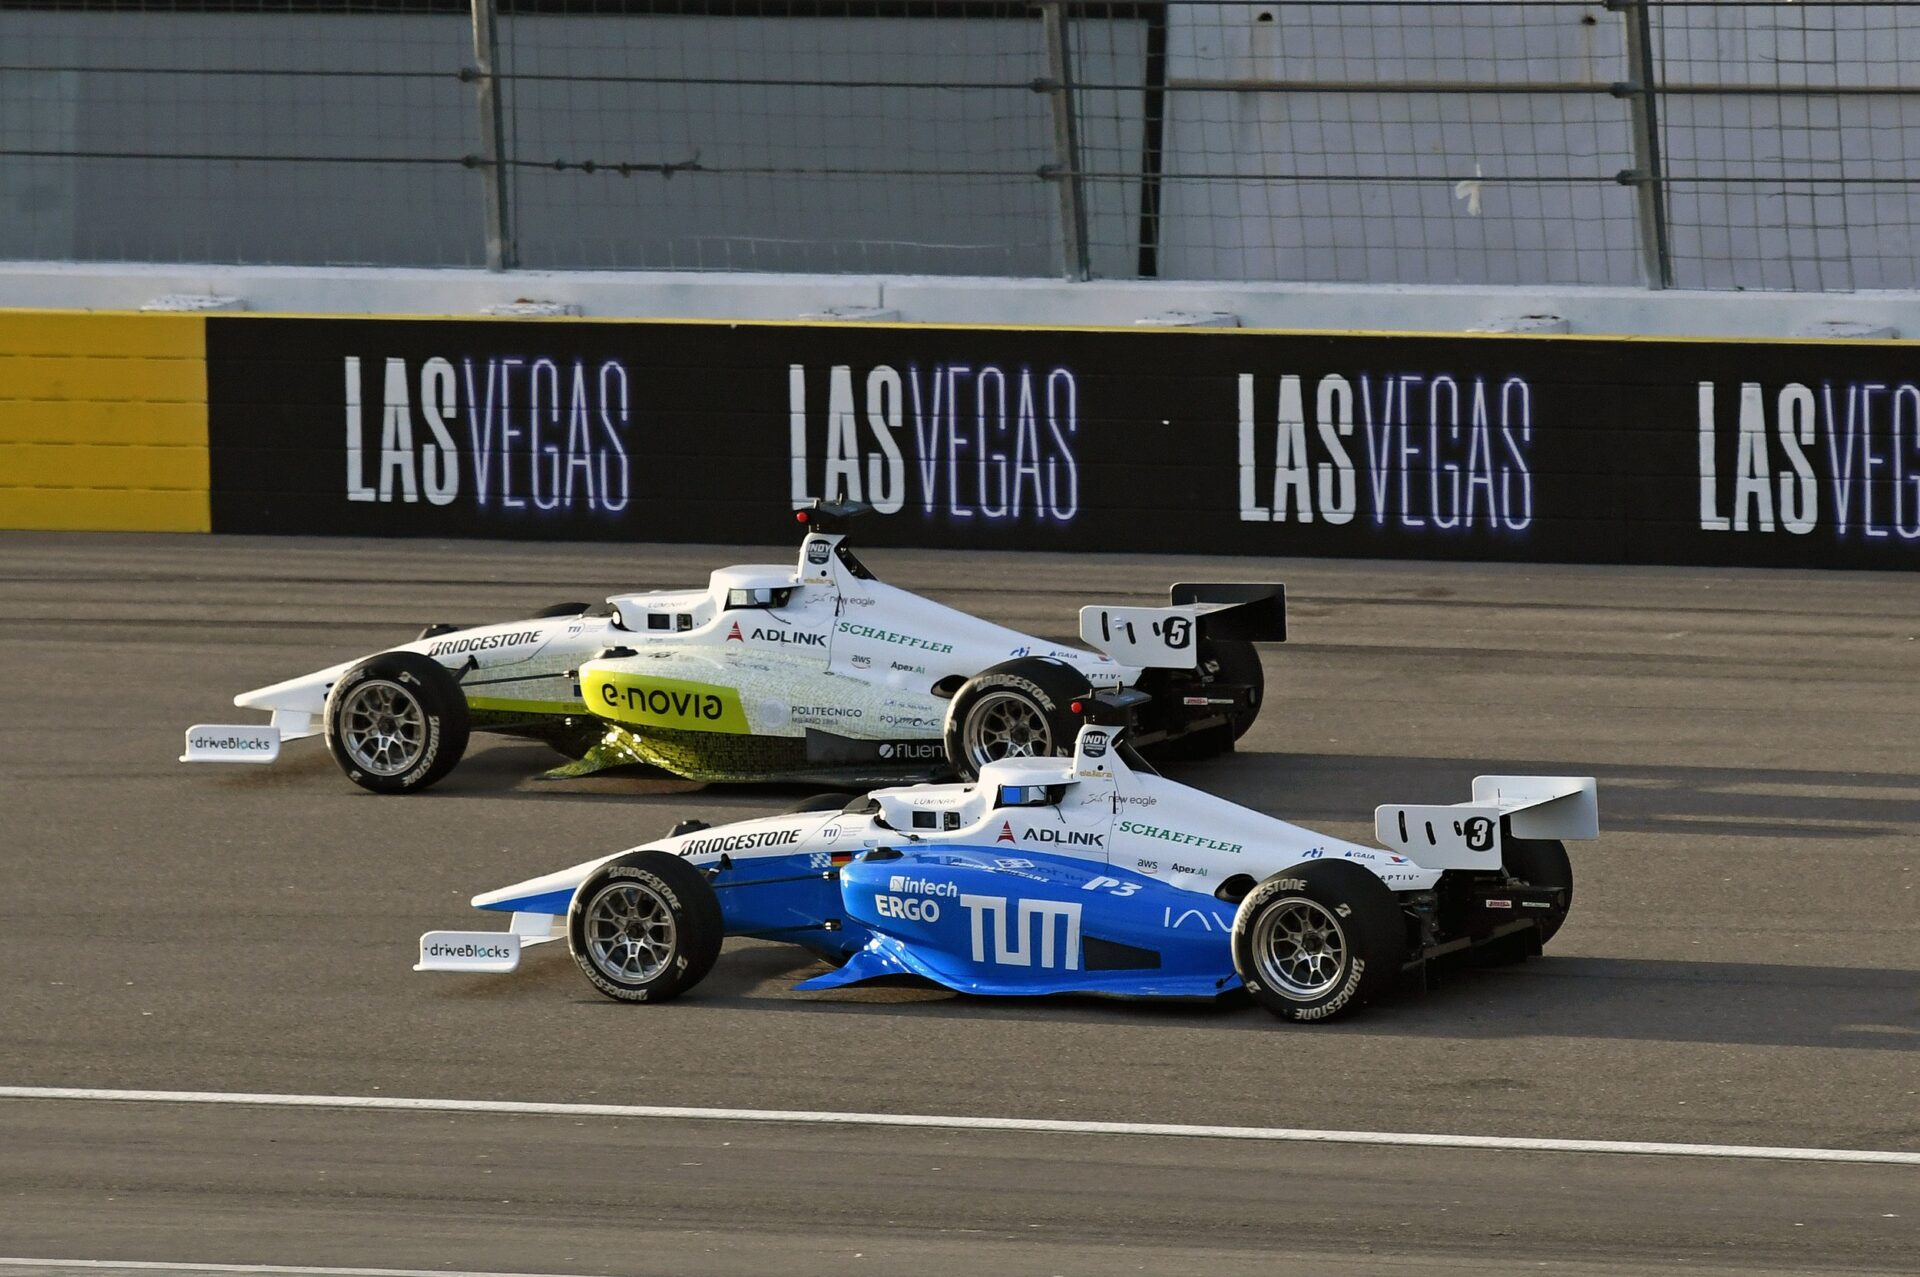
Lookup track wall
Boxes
[8,309,1920,569]
[0,311,208,532]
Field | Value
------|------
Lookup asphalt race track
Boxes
[2,531,1917,1274]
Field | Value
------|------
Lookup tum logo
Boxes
[959,895,1082,970]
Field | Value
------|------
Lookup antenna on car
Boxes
[793,495,873,536]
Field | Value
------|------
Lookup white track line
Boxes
[0,1265,572,1277]
[2,1085,1916,1167]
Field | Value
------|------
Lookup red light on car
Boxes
[1070,700,1084,715]
[795,510,810,524]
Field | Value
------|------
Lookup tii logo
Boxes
[996,821,1017,844]
[726,622,744,642]
[960,894,1082,969]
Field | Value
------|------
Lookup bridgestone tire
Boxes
[1232,861,1405,1023]
[1502,836,1574,946]
[568,851,724,1004]
[323,651,470,795]
[1202,638,1266,742]
[944,658,1091,781]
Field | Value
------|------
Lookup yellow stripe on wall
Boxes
[0,311,209,533]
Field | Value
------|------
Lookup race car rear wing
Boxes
[1373,776,1599,872]
[1078,583,1286,669]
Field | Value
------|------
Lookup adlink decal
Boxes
[754,627,827,648]
[1021,826,1106,848]
[587,672,750,734]
[1119,819,1244,855]
[788,362,1080,523]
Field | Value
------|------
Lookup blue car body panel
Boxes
[801,846,1241,998]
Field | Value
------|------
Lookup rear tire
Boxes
[1503,837,1573,946]
[1232,861,1404,1022]
[323,651,469,794]
[568,851,724,1003]
[944,658,1090,781]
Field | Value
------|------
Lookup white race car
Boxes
[182,504,1284,793]
[416,720,1598,1022]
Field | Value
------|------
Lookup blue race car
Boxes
[416,722,1598,1021]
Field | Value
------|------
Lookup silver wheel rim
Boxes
[584,881,677,984]
[1251,897,1349,1000]
[338,679,429,776]
[962,690,1053,769]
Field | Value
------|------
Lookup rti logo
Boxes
[959,894,1082,969]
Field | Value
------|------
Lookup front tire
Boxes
[1232,861,1405,1022]
[944,658,1090,781]
[568,851,724,1003]
[323,651,470,794]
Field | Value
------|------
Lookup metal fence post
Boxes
[469,0,515,272]
[1614,0,1672,288]
[1040,1,1091,281]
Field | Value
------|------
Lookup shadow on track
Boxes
[492,936,1920,1056]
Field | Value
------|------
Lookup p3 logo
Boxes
[1463,816,1496,853]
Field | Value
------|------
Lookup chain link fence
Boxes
[1,0,1915,289]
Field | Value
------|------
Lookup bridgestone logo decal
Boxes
[678,828,802,855]
[428,629,541,656]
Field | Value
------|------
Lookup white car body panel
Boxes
[424,727,1596,972]
[188,530,1182,769]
